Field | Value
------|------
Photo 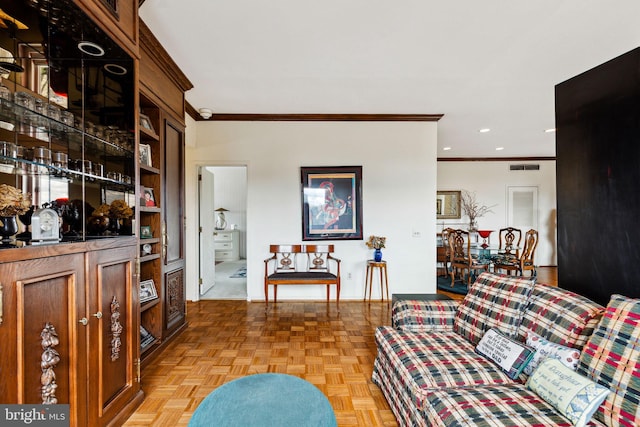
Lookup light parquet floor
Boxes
[123,300,398,427]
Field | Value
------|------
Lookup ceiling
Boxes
[139,1,640,158]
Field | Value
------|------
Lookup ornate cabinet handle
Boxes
[92,311,103,319]
[78,317,88,326]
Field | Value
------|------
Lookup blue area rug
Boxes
[436,275,469,295]
[188,373,337,427]
[229,266,246,278]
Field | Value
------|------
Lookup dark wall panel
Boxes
[556,47,640,306]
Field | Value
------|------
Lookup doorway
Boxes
[198,165,247,300]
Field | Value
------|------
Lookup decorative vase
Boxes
[469,219,478,232]
[0,215,19,245]
[88,215,110,235]
[374,248,383,262]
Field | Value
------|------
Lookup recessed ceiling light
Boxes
[544,128,556,133]
[103,64,127,75]
[479,128,491,133]
[77,41,105,57]
[495,147,504,151]
[443,147,451,151]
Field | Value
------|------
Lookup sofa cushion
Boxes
[578,294,640,427]
[391,299,459,332]
[523,330,582,376]
[527,358,610,427]
[519,284,604,349]
[424,384,606,427]
[454,272,535,345]
[476,328,535,380]
[374,326,514,411]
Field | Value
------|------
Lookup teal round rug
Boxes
[188,373,337,427]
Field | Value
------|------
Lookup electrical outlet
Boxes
[412,230,422,238]
[347,272,352,280]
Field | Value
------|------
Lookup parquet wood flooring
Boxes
[123,300,397,426]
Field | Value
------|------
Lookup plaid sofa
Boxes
[371,272,624,427]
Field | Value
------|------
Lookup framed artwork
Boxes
[139,113,155,134]
[437,190,461,219]
[139,279,158,303]
[140,225,152,239]
[139,143,152,166]
[142,187,156,207]
[301,166,363,241]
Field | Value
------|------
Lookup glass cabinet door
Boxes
[0,0,135,245]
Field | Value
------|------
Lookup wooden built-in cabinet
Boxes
[137,21,192,365]
[0,241,142,427]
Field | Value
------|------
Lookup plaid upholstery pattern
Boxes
[578,294,640,427]
[424,385,606,427]
[374,326,514,411]
[454,272,535,345]
[392,299,460,332]
[519,284,604,349]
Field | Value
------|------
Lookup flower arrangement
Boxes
[460,190,494,229]
[366,235,386,250]
[0,184,31,217]
[109,200,133,219]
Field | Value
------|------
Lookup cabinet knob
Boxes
[92,311,103,319]
[79,317,88,326]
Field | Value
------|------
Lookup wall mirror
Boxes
[436,190,461,219]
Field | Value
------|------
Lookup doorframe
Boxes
[196,164,248,300]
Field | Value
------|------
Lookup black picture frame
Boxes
[301,166,363,241]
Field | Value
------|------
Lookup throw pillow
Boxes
[454,271,535,345]
[527,358,609,427]
[476,328,535,380]
[577,294,640,427]
[523,330,581,376]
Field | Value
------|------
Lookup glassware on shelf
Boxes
[14,92,35,111]
[92,163,104,178]
[33,146,52,169]
[60,111,74,127]
[0,141,17,173]
[52,151,68,168]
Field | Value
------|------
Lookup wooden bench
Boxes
[264,244,341,306]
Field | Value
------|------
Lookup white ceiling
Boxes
[139,1,640,158]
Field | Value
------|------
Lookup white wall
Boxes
[437,160,557,266]
[185,121,439,302]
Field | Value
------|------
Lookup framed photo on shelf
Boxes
[139,113,155,134]
[140,225,152,239]
[139,279,158,303]
[300,166,363,241]
[142,187,156,207]
[140,325,156,349]
[139,143,152,166]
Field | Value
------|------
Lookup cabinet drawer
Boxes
[214,232,233,241]
[215,242,233,250]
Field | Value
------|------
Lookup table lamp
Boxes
[215,207,228,230]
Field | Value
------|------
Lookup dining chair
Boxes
[438,228,454,277]
[494,228,538,276]
[494,227,522,265]
[448,229,489,286]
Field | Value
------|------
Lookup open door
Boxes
[199,167,216,295]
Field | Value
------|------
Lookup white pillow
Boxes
[523,330,581,375]
[475,328,534,380]
[527,358,609,427]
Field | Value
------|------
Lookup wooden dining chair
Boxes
[448,229,489,286]
[438,228,454,277]
[494,229,538,276]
